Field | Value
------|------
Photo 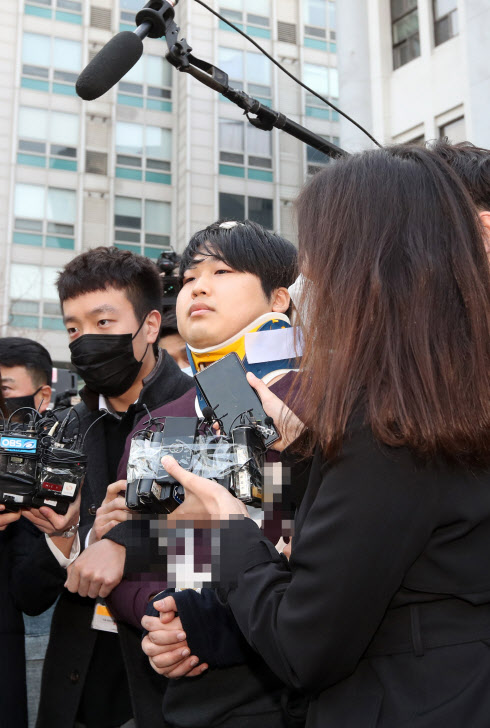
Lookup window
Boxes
[24,0,82,24]
[114,197,171,259]
[218,48,272,106]
[118,54,173,112]
[13,184,76,250]
[303,0,337,51]
[439,116,465,143]
[18,107,79,171]
[116,122,172,184]
[433,0,458,45]
[306,136,339,175]
[219,193,274,229]
[304,63,339,120]
[304,0,327,27]
[9,264,64,330]
[120,0,142,30]
[21,33,81,96]
[328,1,336,31]
[391,0,420,69]
[219,118,273,182]
[219,0,271,39]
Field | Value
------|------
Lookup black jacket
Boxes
[1,518,63,728]
[34,352,193,728]
[144,588,305,728]
[216,424,490,727]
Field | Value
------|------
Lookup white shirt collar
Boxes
[98,393,138,419]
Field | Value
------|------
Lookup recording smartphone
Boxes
[156,417,198,483]
[194,353,278,447]
[136,430,164,503]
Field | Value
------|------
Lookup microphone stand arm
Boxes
[135,1,347,160]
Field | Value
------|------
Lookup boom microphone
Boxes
[76,32,144,100]
[76,0,179,101]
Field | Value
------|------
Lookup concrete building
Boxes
[338,0,490,151]
[0,0,340,363]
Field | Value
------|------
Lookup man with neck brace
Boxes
[97,220,305,727]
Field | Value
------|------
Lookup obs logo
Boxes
[0,437,37,451]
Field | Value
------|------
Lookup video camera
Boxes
[126,353,278,514]
[0,406,88,515]
[156,250,182,307]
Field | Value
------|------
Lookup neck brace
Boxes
[186,313,299,408]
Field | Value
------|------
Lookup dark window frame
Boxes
[391,0,420,70]
[433,0,458,46]
[219,192,274,230]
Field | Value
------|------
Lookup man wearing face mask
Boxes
[0,337,52,417]
[0,338,61,726]
[30,247,193,728]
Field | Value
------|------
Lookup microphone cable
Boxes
[193,0,382,149]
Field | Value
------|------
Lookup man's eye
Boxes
[67,327,78,336]
[183,277,195,285]
[216,269,232,275]
[98,319,110,326]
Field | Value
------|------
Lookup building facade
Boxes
[0,0,339,363]
[337,0,490,151]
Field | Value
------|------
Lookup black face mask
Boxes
[69,318,149,398]
[4,387,43,416]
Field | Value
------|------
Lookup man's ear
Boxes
[36,385,52,413]
[270,287,291,315]
[479,211,490,262]
[145,310,162,345]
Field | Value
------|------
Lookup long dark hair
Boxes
[293,145,490,465]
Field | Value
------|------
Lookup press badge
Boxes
[91,598,118,634]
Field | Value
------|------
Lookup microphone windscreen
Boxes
[202,406,215,421]
[76,32,143,101]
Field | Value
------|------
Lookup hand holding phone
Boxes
[194,353,278,447]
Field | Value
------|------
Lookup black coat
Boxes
[218,424,490,727]
[1,519,63,728]
[31,352,193,728]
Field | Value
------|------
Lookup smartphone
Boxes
[194,353,278,447]
[156,417,198,483]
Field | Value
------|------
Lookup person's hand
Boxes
[282,537,292,560]
[141,595,208,678]
[64,539,126,598]
[246,372,304,452]
[161,456,249,522]
[89,480,129,545]
[0,505,21,531]
[21,490,81,536]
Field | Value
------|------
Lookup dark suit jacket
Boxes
[215,424,490,727]
[33,352,193,728]
[1,519,63,728]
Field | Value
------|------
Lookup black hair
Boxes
[0,337,52,387]
[430,139,490,210]
[179,220,298,302]
[57,246,163,322]
[159,307,179,339]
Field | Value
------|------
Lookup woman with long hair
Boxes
[157,145,490,727]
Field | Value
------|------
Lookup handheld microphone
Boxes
[76,0,179,101]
